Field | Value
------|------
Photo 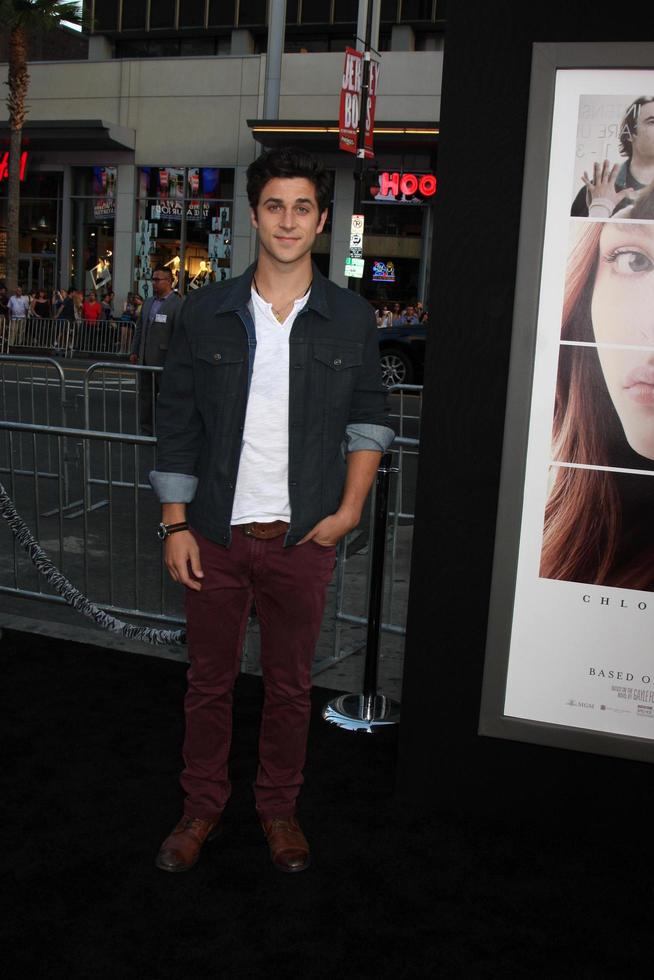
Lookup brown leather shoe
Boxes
[260,814,310,873]
[155,814,221,873]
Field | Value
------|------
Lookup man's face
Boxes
[630,101,654,161]
[251,177,328,267]
[15,287,22,296]
[406,306,415,318]
[152,271,172,298]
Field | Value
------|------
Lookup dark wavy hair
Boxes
[246,147,331,213]
[619,96,654,158]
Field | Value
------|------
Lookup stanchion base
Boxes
[322,693,400,733]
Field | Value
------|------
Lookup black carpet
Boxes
[2,629,651,978]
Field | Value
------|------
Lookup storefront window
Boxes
[70,167,116,295]
[0,170,62,294]
[360,174,430,304]
[363,203,424,238]
[135,167,235,297]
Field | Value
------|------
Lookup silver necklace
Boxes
[252,275,312,323]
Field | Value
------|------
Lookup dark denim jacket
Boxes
[150,262,394,546]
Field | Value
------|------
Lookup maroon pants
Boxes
[182,528,336,821]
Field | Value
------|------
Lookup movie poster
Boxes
[149,167,220,221]
[502,70,654,740]
[92,167,116,219]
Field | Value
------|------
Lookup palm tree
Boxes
[2,1,81,289]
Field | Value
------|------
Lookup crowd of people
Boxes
[373,300,429,327]
[0,283,141,355]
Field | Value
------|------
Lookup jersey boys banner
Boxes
[339,47,379,157]
[498,67,654,745]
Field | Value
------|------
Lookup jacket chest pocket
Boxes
[312,344,363,403]
[195,343,246,403]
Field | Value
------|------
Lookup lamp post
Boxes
[348,0,376,295]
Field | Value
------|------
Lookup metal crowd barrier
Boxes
[83,361,162,438]
[0,419,180,630]
[1,317,135,358]
[0,368,422,681]
[321,383,421,678]
[0,354,76,509]
[0,354,161,520]
[80,362,162,512]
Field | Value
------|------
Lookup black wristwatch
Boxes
[157,521,189,541]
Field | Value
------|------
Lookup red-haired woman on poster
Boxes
[541,203,654,590]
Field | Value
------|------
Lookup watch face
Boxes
[157,524,167,540]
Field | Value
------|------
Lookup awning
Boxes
[248,119,438,154]
[0,119,135,152]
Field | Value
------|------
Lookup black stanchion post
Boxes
[323,452,401,732]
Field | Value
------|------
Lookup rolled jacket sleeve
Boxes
[345,422,395,453]
[149,471,198,503]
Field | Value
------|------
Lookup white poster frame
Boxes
[479,43,654,764]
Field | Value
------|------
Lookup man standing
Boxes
[395,304,420,325]
[150,147,394,874]
[571,96,654,217]
[7,285,30,345]
[130,266,182,434]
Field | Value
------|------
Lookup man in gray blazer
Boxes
[130,266,183,434]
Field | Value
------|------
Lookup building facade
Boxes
[0,2,442,310]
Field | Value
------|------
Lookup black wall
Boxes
[398,1,641,802]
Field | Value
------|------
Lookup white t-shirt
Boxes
[8,295,30,318]
[230,287,309,525]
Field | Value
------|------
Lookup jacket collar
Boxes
[213,261,331,319]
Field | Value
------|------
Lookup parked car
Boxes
[377,320,427,387]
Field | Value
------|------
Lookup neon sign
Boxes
[372,260,395,282]
[372,171,437,203]
[0,151,29,182]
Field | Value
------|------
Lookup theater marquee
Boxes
[479,43,654,763]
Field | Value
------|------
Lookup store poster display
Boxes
[149,167,220,221]
[135,219,158,299]
[135,169,231,294]
[490,67,654,746]
[207,206,231,283]
[92,167,116,219]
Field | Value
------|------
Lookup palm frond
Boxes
[0,1,82,29]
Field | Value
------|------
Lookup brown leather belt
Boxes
[237,520,289,540]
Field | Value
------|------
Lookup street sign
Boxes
[351,214,365,234]
[344,257,365,278]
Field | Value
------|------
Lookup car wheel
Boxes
[380,347,414,387]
